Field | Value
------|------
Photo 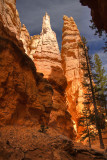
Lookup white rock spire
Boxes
[42,12,51,33]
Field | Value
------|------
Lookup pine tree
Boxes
[79,40,95,147]
[94,54,107,116]
[79,104,97,148]
[79,37,105,149]
[79,103,91,148]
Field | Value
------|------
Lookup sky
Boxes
[16,0,107,73]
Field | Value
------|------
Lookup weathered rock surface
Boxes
[0,0,21,40]
[61,15,85,134]
[0,37,53,127]
[0,0,24,55]
[0,0,75,139]
[33,13,62,78]
[0,1,53,127]
[0,126,106,160]
[80,0,107,32]
[31,13,75,138]
[20,24,31,57]
[0,1,107,159]
[30,35,40,59]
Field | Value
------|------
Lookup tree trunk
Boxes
[84,47,105,149]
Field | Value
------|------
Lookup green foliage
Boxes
[94,53,107,116]
[79,36,105,149]
[78,105,97,147]
[94,54,107,89]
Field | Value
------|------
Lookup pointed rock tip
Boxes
[63,15,74,21]
[33,35,40,39]
[22,24,26,28]
[44,12,50,19]
[21,24,29,32]
[45,12,48,16]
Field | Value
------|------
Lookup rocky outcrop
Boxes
[32,13,62,78]
[30,35,40,59]
[0,0,24,55]
[20,24,31,57]
[0,126,106,160]
[0,0,74,139]
[0,38,53,127]
[0,0,21,40]
[80,0,107,33]
[0,0,32,58]
[0,2,107,158]
[0,0,53,127]
[31,13,75,138]
[61,15,85,134]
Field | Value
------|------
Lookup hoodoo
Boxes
[31,13,75,138]
[61,15,85,134]
[0,1,106,159]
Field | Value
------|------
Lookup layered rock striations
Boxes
[0,0,86,138]
[0,0,75,138]
[0,38,53,127]
[61,15,85,133]
[20,24,31,57]
[30,35,40,59]
[0,0,21,40]
[32,13,75,138]
[33,13,62,77]
[1,1,107,159]
[0,0,53,127]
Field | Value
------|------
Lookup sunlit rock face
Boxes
[30,35,40,59]
[0,0,53,127]
[20,24,31,57]
[61,15,85,134]
[32,13,75,138]
[0,39,53,127]
[33,13,62,77]
[80,0,107,32]
[0,0,75,138]
[0,0,21,40]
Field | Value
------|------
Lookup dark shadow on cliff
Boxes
[80,0,107,52]
[0,37,53,126]
[80,0,107,32]
[48,66,67,95]
[47,66,76,139]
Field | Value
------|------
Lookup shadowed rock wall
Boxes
[0,0,53,127]
[80,0,107,32]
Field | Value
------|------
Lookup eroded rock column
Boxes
[32,13,75,138]
[61,15,85,134]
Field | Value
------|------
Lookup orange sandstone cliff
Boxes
[0,1,106,160]
[0,0,91,136]
[0,0,21,40]
[31,13,75,138]
[20,24,31,57]
[21,13,89,137]
[0,1,75,138]
[0,0,53,127]
[0,0,86,138]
